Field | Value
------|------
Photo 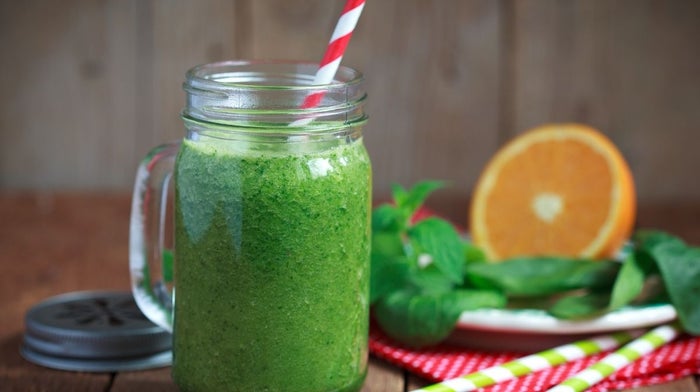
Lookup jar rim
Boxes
[182,60,367,132]
[185,60,364,92]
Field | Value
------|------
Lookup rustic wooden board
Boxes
[148,0,240,146]
[351,0,503,200]
[509,0,700,203]
[0,193,132,341]
[361,356,406,392]
[0,332,112,392]
[111,367,175,392]
[1,0,699,204]
[0,1,141,189]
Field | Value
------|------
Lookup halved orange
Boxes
[470,124,636,261]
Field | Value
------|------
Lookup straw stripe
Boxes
[546,323,682,392]
[517,354,552,371]
[411,331,636,392]
[330,3,364,41]
[502,361,531,376]
[301,0,365,109]
[554,344,587,361]
[442,379,476,391]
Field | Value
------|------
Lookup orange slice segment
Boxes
[470,124,636,261]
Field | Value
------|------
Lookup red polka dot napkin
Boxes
[369,326,700,391]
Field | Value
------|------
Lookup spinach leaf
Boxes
[608,252,656,311]
[370,180,700,346]
[549,291,610,319]
[634,229,685,251]
[648,240,700,334]
[374,289,505,347]
[465,257,620,296]
[632,230,700,334]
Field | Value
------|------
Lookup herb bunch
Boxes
[370,181,700,347]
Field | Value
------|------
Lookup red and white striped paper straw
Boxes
[302,0,366,109]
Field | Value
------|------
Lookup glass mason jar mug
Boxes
[129,61,371,391]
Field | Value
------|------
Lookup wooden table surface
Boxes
[1,192,698,392]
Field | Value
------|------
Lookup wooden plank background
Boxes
[1,0,698,210]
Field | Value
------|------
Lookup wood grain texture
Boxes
[352,0,502,200]
[111,368,175,392]
[0,0,141,190]
[361,356,406,392]
[407,372,431,391]
[0,333,112,392]
[0,193,132,341]
[1,0,699,205]
[509,0,700,203]
[149,0,240,146]
[247,0,337,60]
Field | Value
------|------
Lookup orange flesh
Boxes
[470,124,636,261]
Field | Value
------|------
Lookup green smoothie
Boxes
[172,136,371,392]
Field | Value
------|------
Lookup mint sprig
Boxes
[370,181,700,347]
[370,181,506,346]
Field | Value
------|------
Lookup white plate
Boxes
[447,304,676,352]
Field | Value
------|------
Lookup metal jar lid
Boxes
[21,291,172,372]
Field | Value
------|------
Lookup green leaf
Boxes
[549,291,610,319]
[371,229,404,258]
[631,230,700,334]
[370,254,411,304]
[463,240,487,264]
[465,257,620,297]
[608,251,657,310]
[447,289,507,312]
[392,181,445,217]
[370,227,409,304]
[648,240,700,335]
[608,255,645,310]
[372,204,403,232]
[408,264,455,295]
[408,217,464,284]
[390,183,409,211]
[374,289,505,347]
[633,230,685,251]
[374,291,455,347]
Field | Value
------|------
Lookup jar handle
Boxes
[129,141,180,332]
